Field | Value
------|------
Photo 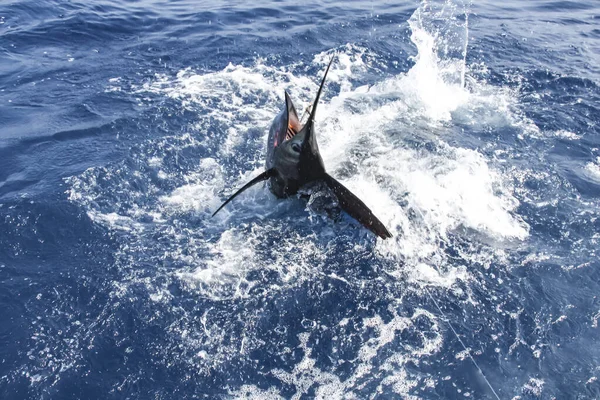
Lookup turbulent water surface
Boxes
[1,0,600,398]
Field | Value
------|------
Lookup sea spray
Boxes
[63,1,528,397]
[381,0,472,121]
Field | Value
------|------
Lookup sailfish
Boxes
[212,57,392,239]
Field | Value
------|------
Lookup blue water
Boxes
[1,0,600,398]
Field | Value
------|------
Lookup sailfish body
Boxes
[212,57,392,239]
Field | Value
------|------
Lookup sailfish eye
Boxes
[291,142,301,153]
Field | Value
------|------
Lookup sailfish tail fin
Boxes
[212,169,276,217]
[323,173,392,239]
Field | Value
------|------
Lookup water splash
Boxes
[388,0,472,121]
[60,1,532,398]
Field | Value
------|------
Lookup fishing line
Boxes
[424,285,502,400]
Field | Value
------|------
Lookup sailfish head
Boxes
[213,55,392,239]
[271,56,334,183]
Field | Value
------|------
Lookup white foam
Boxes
[87,211,139,232]
[229,385,284,400]
[409,263,470,287]
[175,228,258,300]
[584,157,600,182]
[553,130,581,140]
[63,0,535,396]
[522,378,544,397]
[267,308,442,398]
[592,310,600,329]
[160,157,224,215]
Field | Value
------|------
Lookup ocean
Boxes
[1,0,599,398]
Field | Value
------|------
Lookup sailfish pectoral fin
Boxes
[212,168,277,217]
[323,173,393,239]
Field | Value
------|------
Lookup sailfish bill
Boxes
[213,56,392,240]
